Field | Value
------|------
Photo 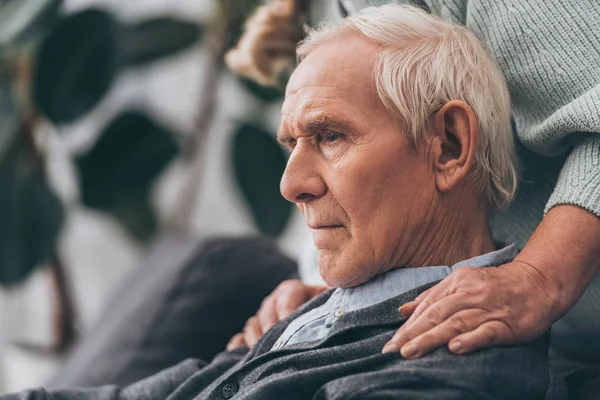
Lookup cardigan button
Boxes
[273,340,283,350]
[220,381,239,399]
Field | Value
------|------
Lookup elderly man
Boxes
[3,5,551,400]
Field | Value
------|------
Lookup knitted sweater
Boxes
[314,0,600,360]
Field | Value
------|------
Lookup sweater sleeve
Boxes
[455,2,600,217]
[546,134,600,215]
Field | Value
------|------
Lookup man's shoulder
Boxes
[265,280,549,399]
[311,331,550,400]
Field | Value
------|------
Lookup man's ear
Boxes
[430,100,479,193]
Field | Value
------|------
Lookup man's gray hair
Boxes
[297,4,517,209]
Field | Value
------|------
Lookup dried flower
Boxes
[225,1,307,87]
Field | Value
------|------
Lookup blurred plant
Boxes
[233,123,291,237]
[0,0,64,286]
[0,63,19,170]
[0,0,303,349]
[0,131,64,285]
[77,112,179,241]
[224,0,309,88]
[0,0,62,49]
[0,3,202,284]
[171,0,306,235]
[0,0,201,351]
[171,0,290,233]
[33,8,202,124]
[226,1,311,236]
[0,0,68,351]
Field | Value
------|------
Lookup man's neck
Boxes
[400,194,495,269]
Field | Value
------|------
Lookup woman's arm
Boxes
[383,204,600,358]
[380,0,600,358]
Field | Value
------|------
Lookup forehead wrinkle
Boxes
[280,91,340,135]
[285,82,344,97]
[295,82,380,118]
[280,45,380,144]
[282,92,347,122]
[285,85,361,122]
[287,78,392,136]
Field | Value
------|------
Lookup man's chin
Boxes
[319,253,373,288]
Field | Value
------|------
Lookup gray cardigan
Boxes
[3,280,550,399]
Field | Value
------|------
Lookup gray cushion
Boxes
[50,235,297,388]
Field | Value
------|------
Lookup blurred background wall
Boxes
[0,0,313,392]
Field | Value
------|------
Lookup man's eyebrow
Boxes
[277,114,358,147]
[305,115,358,136]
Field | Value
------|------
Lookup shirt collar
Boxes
[334,243,518,314]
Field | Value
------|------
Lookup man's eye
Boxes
[326,132,340,142]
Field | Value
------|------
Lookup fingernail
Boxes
[382,343,399,354]
[397,305,407,315]
[401,343,419,358]
[449,341,463,353]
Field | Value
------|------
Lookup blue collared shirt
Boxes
[273,244,518,350]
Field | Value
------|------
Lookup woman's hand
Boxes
[383,205,600,358]
[383,260,557,358]
[227,279,327,350]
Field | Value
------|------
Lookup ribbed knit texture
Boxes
[343,0,600,360]
[547,135,600,215]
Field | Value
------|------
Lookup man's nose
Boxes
[280,145,326,203]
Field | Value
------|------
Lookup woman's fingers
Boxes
[307,285,328,298]
[398,278,458,329]
[383,263,556,359]
[448,320,515,354]
[257,280,326,336]
[240,280,327,350]
[398,287,432,317]
[274,280,315,320]
[394,309,488,358]
[383,291,472,353]
[243,316,263,348]
[257,295,279,333]
[226,333,247,351]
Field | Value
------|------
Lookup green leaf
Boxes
[109,197,158,243]
[232,123,291,237]
[0,72,19,161]
[33,8,122,124]
[33,10,202,124]
[76,111,179,241]
[124,17,202,66]
[0,135,64,286]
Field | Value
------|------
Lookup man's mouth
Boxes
[308,224,343,230]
